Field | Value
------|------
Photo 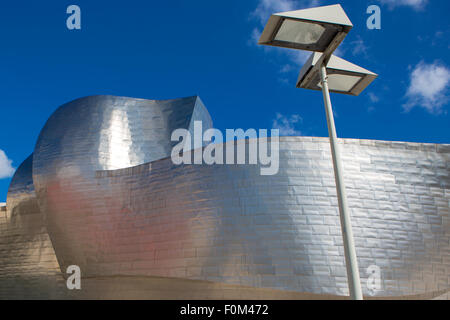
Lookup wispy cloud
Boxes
[0,150,15,179]
[285,49,313,66]
[378,0,428,10]
[251,0,321,25]
[404,61,450,114]
[280,64,294,73]
[350,36,369,57]
[367,106,376,113]
[272,113,303,136]
[417,30,448,48]
[367,92,379,113]
[252,0,294,25]
[368,92,380,103]
[248,27,262,47]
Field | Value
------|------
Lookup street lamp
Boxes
[259,4,378,301]
[258,4,352,60]
[297,52,378,96]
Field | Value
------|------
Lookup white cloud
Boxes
[333,45,346,58]
[280,64,294,73]
[249,27,262,46]
[0,150,15,179]
[251,0,322,25]
[286,49,313,66]
[350,36,369,57]
[368,92,380,103]
[252,0,295,25]
[334,35,368,59]
[378,0,428,10]
[404,61,450,114]
[367,93,379,113]
[272,113,303,136]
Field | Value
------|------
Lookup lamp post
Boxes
[319,63,363,300]
[259,4,378,300]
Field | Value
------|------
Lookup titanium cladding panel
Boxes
[1,95,449,299]
[0,155,62,299]
[84,138,450,298]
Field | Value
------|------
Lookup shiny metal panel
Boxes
[32,95,212,275]
[0,155,62,299]
[79,138,449,298]
[1,95,449,299]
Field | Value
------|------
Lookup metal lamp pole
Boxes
[319,64,363,300]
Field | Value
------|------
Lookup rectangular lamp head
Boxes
[258,4,353,52]
[296,52,378,96]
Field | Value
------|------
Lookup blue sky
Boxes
[0,0,449,201]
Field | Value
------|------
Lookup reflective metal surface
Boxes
[1,95,449,299]
[32,95,212,276]
[0,155,62,299]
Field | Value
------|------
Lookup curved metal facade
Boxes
[0,155,61,299]
[1,95,449,299]
[32,95,212,275]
